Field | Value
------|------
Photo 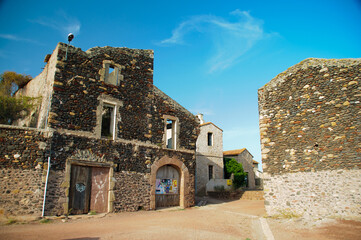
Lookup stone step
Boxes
[238,190,264,200]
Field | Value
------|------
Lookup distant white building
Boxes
[223,148,261,189]
[195,114,223,196]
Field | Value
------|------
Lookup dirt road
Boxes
[1,198,360,240]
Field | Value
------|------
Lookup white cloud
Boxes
[160,9,272,73]
[0,34,39,44]
[0,34,19,41]
[29,10,81,36]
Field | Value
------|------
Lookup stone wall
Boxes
[196,155,223,195]
[153,86,199,150]
[48,43,155,141]
[114,171,151,211]
[43,170,66,216]
[196,123,223,156]
[264,169,360,218]
[43,43,198,149]
[15,44,59,128]
[0,168,44,216]
[258,58,361,219]
[0,125,50,169]
[0,125,50,216]
[3,43,199,216]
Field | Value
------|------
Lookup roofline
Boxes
[259,58,361,91]
[223,148,254,158]
[199,122,223,132]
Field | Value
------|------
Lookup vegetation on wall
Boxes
[224,158,247,189]
[0,71,34,124]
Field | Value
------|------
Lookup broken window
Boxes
[163,115,178,149]
[207,132,213,146]
[101,103,116,139]
[101,61,124,86]
[166,119,175,149]
[105,65,119,86]
[96,95,123,140]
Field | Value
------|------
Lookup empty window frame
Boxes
[208,165,213,180]
[166,119,176,149]
[105,64,119,86]
[207,132,213,146]
[101,103,116,139]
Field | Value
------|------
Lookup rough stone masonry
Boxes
[0,42,199,216]
[258,58,361,219]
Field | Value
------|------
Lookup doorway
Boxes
[155,165,180,208]
[69,165,109,214]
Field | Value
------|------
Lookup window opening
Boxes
[207,132,213,146]
[166,119,175,149]
[208,165,213,180]
[105,64,119,86]
[245,172,249,188]
[101,103,116,139]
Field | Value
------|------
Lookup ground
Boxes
[1,198,360,240]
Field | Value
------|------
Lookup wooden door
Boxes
[155,165,180,208]
[90,167,109,213]
[69,165,91,214]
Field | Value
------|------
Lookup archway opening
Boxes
[155,164,180,208]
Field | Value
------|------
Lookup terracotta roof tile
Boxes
[223,148,246,156]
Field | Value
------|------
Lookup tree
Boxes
[0,71,33,124]
[0,71,31,96]
[224,158,248,189]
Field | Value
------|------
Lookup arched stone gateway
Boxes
[150,156,190,210]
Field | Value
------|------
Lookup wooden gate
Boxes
[90,167,109,213]
[155,165,180,208]
[69,165,92,214]
[69,165,109,214]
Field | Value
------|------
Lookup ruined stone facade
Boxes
[258,58,361,219]
[0,43,199,216]
[195,115,223,196]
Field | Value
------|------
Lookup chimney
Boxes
[196,113,204,124]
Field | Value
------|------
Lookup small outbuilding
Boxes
[223,148,259,189]
[195,114,223,195]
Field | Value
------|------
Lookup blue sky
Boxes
[1,0,361,169]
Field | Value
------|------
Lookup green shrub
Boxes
[88,210,97,215]
[0,71,35,125]
[6,219,16,225]
[40,218,51,224]
[0,95,35,124]
[224,158,247,189]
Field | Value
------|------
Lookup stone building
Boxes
[258,58,361,219]
[223,148,259,189]
[195,114,223,195]
[0,42,199,216]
